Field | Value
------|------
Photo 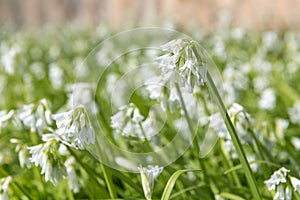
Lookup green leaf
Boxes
[161,169,201,200]
[220,192,246,200]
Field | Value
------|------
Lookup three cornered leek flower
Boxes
[264,167,293,199]
[156,39,261,199]
[27,106,95,185]
[52,106,95,150]
[138,165,163,200]
[155,39,207,93]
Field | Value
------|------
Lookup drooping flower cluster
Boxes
[155,39,207,93]
[15,99,52,134]
[264,167,300,199]
[28,139,67,185]
[264,167,290,191]
[111,103,157,140]
[138,165,163,200]
[52,106,95,150]
[145,77,179,112]
[66,83,99,114]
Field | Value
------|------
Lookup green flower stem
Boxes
[245,116,271,177]
[219,140,242,188]
[101,163,118,199]
[175,83,209,184]
[68,147,110,197]
[205,72,261,200]
[93,136,117,199]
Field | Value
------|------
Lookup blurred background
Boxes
[1,0,300,31]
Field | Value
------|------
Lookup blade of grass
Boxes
[224,160,281,175]
[219,192,246,200]
[161,169,201,200]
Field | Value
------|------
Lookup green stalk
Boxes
[205,72,261,199]
[219,140,242,188]
[175,83,209,184]
[93,136,117,198]
[101,163,117,199]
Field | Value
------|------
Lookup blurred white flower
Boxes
[52,106,95,150]
[209,113,229,139]
[0,43,21,75]
[10,139,31,168]
[28,140,67,185]
[15,99,52,134]
[49,63,64,89]
[145,77,179,112]
[291,137,300,150]
[138,165,163,200]
[285,187,292,200]
[288,102,300,125]
[0,110,14,128]
[273,185,285,200]
[275,119,289,140]
[291,177,300,194]
[66,83,99,114]
[65,157,80,193]
[258,88,276,110]
[111,103,158,140]
[264,167,290,191]
[0,176,12,200]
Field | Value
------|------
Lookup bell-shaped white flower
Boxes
[28,140,67,185]
[52,106,95,150]
[291,177,300,194]
[264,167,290,191]
[155,39,207,93]
[138,165,163,200]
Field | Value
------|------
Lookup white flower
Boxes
[273,185,285,200]
[285,187,292,200]
[258,88,276,110]
[28,140,67,185]
[15,99,53,134]
[0,43,21,75]
[49,63,64,89]
[145,77,179,112]
[264,167,290,191]
[228,103,253,138]
[155,39,207,92]
[288,102,300,125]
[0,110,14,128]
[0,176,12,200]
[66,83,99,114]
[291,177,300,194]
[138,165,163,200]
[291,137,300,150]
[65,157,80,193]
[111,103,158,140]
[209,113,229,139]
[52,106,95,150]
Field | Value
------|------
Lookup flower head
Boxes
[264,167,290,191]
[111,103,157,140]
[138,165,163,200]
[155,39,207,93]
[28,140,67,185]
[52,106,95,150]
